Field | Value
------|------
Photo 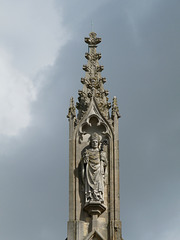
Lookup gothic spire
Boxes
[76,32,111,120]
[67,32,123,240]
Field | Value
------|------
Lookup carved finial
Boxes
[75,32,111,120]
[112,96,121,119]
[67,97,76,119]
[84,32,101,46]
[83,32,104,87]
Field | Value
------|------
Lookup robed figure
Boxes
[81,132,107,204]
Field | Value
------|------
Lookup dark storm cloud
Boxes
[0,0,179,240]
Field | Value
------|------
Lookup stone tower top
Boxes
[67,32,123,240]
[76,32,111,120]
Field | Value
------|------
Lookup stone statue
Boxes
[81,132,107,203]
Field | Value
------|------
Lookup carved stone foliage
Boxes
[76,90,90,118]
[67,32,121,127]
[84,32,101,45]
[76,32,111,120]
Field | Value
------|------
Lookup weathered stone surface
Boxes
[67,32,123,240]
[84,202,106,217]
[81,132,107,204]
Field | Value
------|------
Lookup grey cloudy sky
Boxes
[0,0,180,239]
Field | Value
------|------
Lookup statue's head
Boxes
[90,132,100,149]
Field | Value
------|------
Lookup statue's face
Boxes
[91,139,98,149]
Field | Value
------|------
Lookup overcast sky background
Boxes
[0,0,180,239]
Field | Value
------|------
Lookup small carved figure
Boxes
[81,132,107,203]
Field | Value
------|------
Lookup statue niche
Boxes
[81,132,108,204]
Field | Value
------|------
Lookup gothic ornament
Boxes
[67,32,123,240]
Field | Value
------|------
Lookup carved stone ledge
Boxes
[84,202,106,217]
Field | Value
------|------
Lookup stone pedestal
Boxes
[84,202,106,232]
[84,202,106,217]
